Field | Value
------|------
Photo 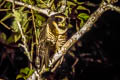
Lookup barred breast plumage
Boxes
[36,13,68,69]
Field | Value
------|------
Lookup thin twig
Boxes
[51,56,64,72]
[12,0,15,11]
[17,21,31,61]
[0,0,5,8]
[29,0,39,62]
[0,9,11,11]
[31,9,38,45]
[0,20,11,30]
[30,41,35,62]
[85,1,98,7]
[107,4,120,13]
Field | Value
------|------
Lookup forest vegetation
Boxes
[0,0,120,80]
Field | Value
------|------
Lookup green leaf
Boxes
[13,7,25,22]
[26,69,34,78]
[68,8,72,14]
[67,1,76,7]
[44,67,50,72]
[7,35,14,44]
[14,34,21,42]
[20,67,30,75]
[19,7,25,12]
[64,7,69,17]
[23,22,29,33]
[35,14,46,21]
[77,13,89,27]
[17,67,34,79]
[11,20,19,32]
[37,4,48,8]
[77,13,89,20]
[0,32,7,41]
[0,0,2,3]
[16,74,25,80]
[51,3,56,11]
[22,0,31,4]
[38,20,42,26]
[36,0,41,3]
[13,10,22,22]
[35,14,46,26]
[26,28,32,35]
[68,23,73,28]
[22,16,29,33]
[22,0,28,3]
[80,18,84,27]
[73,0,77,2]
[12,8,28,32]
[36,28,40,39]
[20,10,28,33]
[77,6,90,13]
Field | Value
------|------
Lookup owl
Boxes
[36,13,68,69]
[46,13,68,53]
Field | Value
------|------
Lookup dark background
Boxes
[76,10,120,80]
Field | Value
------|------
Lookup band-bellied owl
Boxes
[35,13,68,69]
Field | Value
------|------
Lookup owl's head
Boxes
[47,13,68,35]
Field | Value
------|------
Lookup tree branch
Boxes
[5,0,67,16]
[5,0,56,16]
[49,0,118,67]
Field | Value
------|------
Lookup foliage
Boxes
[0,0,89,43]
[0,0,91,79]
[65,0,90,29]
[16,67,34,80]
[0,0,120,80]
[77,13,89,27]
